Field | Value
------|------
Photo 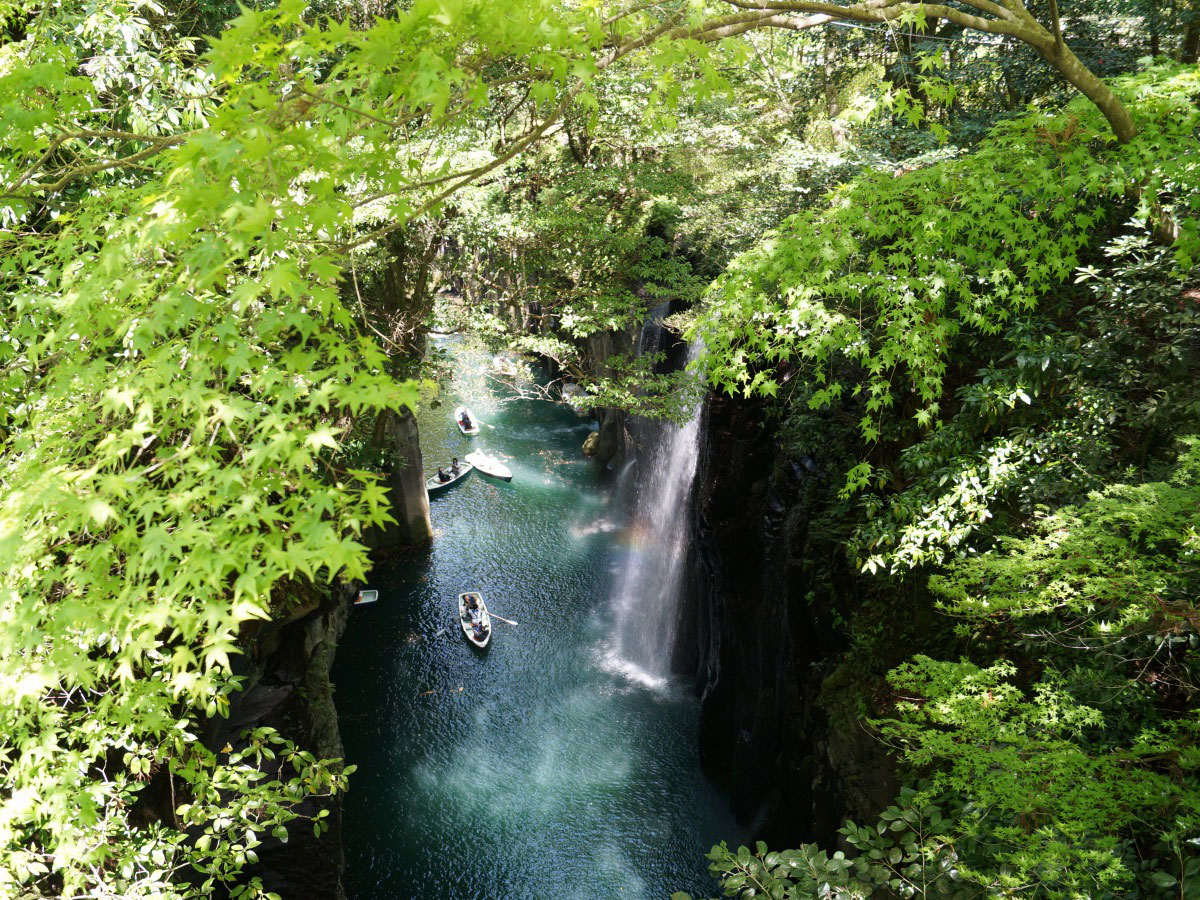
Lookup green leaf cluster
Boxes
[850,231,1200,573]
[696,63,1200,447]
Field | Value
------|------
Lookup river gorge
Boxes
[332,340,738,898]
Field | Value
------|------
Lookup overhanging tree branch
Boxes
[338,7,690,252]
[684,0,1137,141]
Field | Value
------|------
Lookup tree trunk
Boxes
[1037,42,1137,142]
[823,39,837,118]
[380,227,438,357]
[565,117,590,165]
[1183,21,1199,63]
[1149,0,1162,57]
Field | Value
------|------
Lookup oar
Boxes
[489,612,519,626]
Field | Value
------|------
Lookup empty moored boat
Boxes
[464,451,513,482]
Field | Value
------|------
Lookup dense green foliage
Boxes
[680,442,1200,898]
[0,0,630,894]
[675,46,1200,900]
[697,64,1200,442]
[2,0,1199,896]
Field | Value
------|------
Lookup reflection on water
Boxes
[332,341,735,899]
[568,517,622,540]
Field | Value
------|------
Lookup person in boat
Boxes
[460,411,473,429]
[463,594,479,619]
[451,457,460,475]
[437,467,451,483]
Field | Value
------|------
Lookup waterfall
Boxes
[607,341,704,685]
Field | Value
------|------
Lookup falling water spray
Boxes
[607,341,705,684]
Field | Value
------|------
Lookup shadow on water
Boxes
[333,339,737,899]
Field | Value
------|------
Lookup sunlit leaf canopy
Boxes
[1,0,1197,895]
[0,0,844,892]
[696,63,1200,439]
[0,0,690,894]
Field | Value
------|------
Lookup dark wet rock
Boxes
[202,584,354,900]
[367,407,433,549]
[681,394,896,850]
[593,408,627,464]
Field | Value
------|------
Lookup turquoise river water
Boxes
[332,342,737,899]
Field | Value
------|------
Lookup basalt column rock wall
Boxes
[367,407,433,550]
[203,583,355,900]
[684,395,897,850]
[582,329,633,467]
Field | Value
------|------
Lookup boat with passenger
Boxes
[426,459,473,494]
[455,406,480,435]
[458,591,492,648]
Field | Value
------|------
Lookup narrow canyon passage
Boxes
[333,341,736,898]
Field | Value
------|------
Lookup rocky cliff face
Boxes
[545,326,637,468]
[368,407,433,550]
[684,395,897,850]
[207,583,354,899]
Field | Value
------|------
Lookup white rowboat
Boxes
[455,406,480,435]
[464,451,513,482]
[458,592,492,648]
[354,589,378,606]
[426,461,474,494]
